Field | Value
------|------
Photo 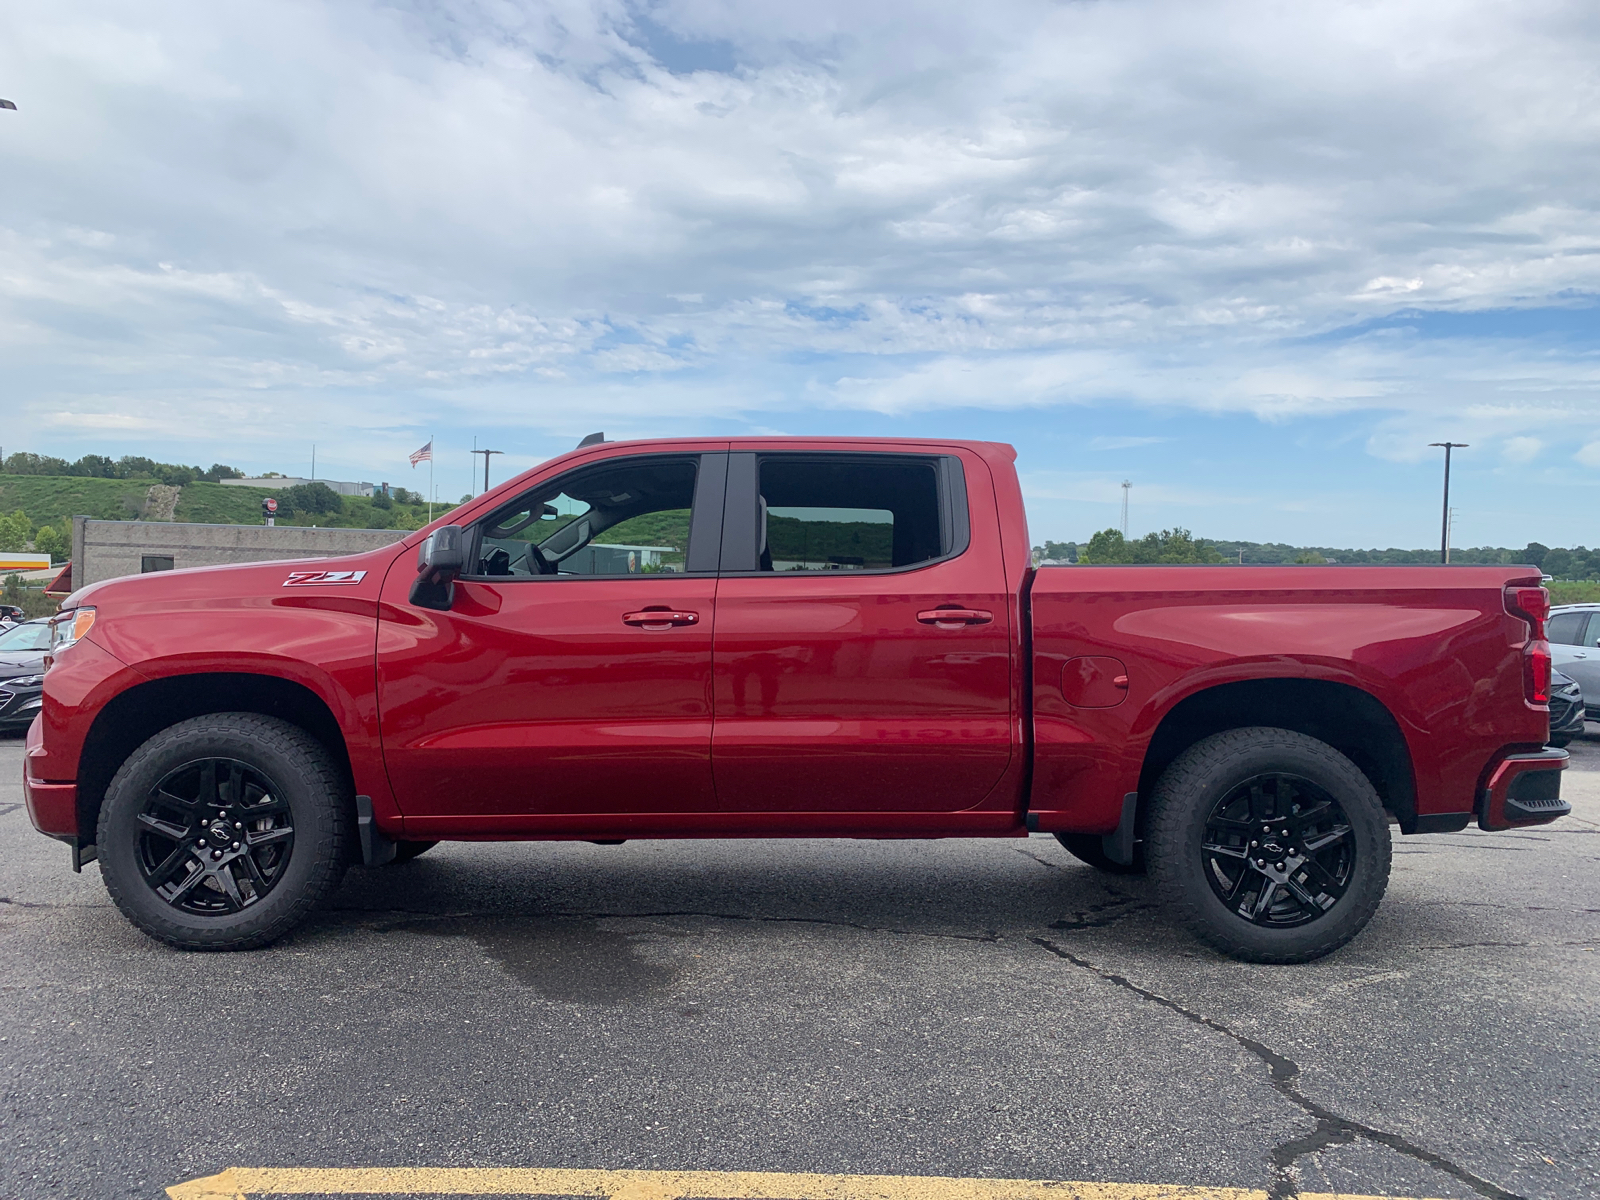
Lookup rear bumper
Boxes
[1478,747,1569,830]
[22,716,77,839]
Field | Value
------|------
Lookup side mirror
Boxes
[410,525,464,611]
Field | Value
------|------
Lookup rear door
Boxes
[709,449,1012,813]
[377,450,726,822]
[1549,610,1600,709]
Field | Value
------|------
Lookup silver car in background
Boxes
[1548,604,1600,719]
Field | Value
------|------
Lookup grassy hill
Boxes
[0,474,442,541]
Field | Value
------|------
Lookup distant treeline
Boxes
[1035,532,1600,579]
[3,452,245,486]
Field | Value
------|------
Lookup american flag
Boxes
[409,440,433,467]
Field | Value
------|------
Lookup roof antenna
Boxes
[576,432,606,448]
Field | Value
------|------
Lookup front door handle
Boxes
[916,608,993,628]
[623,609,699,629]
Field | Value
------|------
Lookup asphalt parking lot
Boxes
[2,732,1597,1200]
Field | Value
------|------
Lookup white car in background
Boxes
[1547,604,1600,718]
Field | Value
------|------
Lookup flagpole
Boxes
[428,433,435,524]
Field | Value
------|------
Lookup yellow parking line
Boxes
[164,1166,1443,1200]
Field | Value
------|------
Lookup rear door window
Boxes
[750,456,950,573]
[1548,612,1588,645]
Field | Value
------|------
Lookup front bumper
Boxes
[22,716,77,839]
[1479,747,1570,830]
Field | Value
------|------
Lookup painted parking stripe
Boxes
[165,1166,1446,1200]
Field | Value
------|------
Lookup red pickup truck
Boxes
[23,437,1567,962]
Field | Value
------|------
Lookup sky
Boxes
[1,0,1598,548]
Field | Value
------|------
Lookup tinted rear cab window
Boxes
[757,457,944,572]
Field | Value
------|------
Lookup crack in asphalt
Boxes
[1030,937,1524,1200]
[1015,847,1071,872]
[1047,896,1153,932]
[0,897,110,910]
[328,905,1003,942]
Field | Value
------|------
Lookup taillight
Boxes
[1505,585,1549,638]
[1505,586,1552,705]
[1526,641,1551,705]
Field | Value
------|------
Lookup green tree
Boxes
[0,510,33,552]
[33,524,67,562]
[1292,550,1327,564]
[1032,539,1078,563]
[278,482,343,516]
[1544,548,1574,578]
[1079,528,1132,563]
[1079,527,1224,565]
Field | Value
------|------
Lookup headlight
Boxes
[8,674,45,688]
[48,606,97,654]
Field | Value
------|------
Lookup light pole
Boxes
[1120,480,1131,535]
[471,448,503,494]
[1428,442,1468,564]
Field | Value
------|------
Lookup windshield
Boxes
[0,623,52,652]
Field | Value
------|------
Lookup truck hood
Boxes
[68,543,412,612]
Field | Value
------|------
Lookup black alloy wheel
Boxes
[1199,773,1353,928]
[1146,727,1391,963]
[135,758,296,914]
[99,713,352,950]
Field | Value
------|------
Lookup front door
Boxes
[710,450,1013,813]
[377,450,725,822]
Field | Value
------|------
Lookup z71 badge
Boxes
[282,569,367,587]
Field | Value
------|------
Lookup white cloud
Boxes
[1503,436,1542,464]
[0,0,1598,486]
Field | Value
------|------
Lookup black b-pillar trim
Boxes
[686,453,728,574]
[719,452,761,572]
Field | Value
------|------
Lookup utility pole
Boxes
[1120,480,1131,536]
[471,448,504,494]
[1428,442,1468,564]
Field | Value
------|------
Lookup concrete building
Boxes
[219,476,376,497]
[69,517,406,591]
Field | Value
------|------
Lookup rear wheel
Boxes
[1054,832,1146,875]
[98,714,352,950]
[1146,727,1391,963]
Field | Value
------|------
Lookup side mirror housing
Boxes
[410,525,465,611]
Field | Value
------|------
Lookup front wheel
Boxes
[1146,727,1391,964]
[97,714,352,950]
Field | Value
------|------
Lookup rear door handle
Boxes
[623,609,699,629]
[916,608,993,627]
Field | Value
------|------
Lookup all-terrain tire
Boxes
[98,713,352,950]
[1054,832,1146,875]
[1146,727,1391,963]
